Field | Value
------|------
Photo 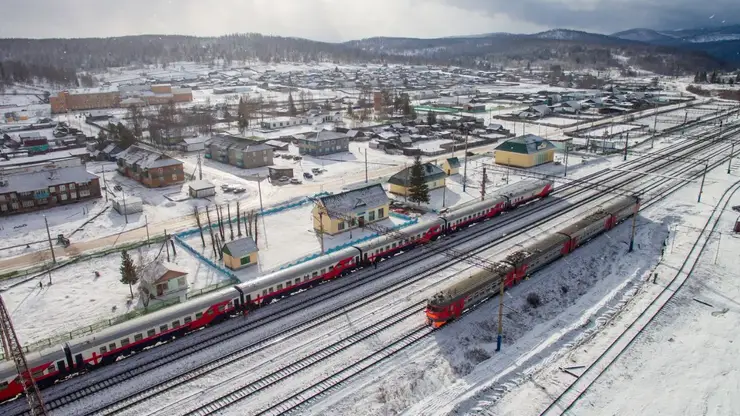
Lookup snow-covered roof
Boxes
[302,130,348,143]
[140,260,188,285]
[223,236,259,257]
[189,180,214,191]
[0,163,98,194]
[116,145,182,169]
[317,184,389,219]
[388,163,446,187]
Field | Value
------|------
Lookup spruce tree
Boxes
[408,156,430,205]
[120,250,138,299]
[426,110,437,126]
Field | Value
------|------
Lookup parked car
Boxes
[311,168,322,174]
[232,187,246,194]
[290,178,302,184]
[303,172,313,179]
[221,184,233,192]
[278,176,290,183]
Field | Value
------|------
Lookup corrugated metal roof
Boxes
[495,135,556,155]
[388,163,446,187]
[318,184,389,219]
[1,164,98,194]
[116,145,182,169]
[189,180,214,191]
[223,236,259,257]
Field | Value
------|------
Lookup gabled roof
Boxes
[222,236,259,257]
[445,157,461,168]
[388,163,446,187]
[139,260,188,285]
[317,184,389,219]
[116,145,182,169]
[495,134,556,155]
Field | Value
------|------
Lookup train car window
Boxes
[196,312,203,319]
[172,320,181,328]
[160,324,168,332]
[304,276,309,282]
[321,268,326,275]
[120,338,130,346]
[277,284,283,290]
[109,343,116,351]
[184,316,192,324]
[0,381,8,388]
[99,346,107,355]
[227,301,233,309]
[392,243,397,249]
[295,278,300,285]
[32,370,43,379]
[134,334,143,342]
[269,287,274,293]
[147,329,156,337]
[285,281,292,287]
[217,305,225,312]
[329,265,334,271]
[262,289,268,296]
[312,271,318,277]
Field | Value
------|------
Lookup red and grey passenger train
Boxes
[425,196,640,328]
[0,179,553,402]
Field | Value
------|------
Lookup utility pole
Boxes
[698,160,708,203]
[729,142,735,174]
[101,165,108,202]
[442,183,447,208]
[43,215,55,264]
[364,149,368,183]
[564,140,570,177]
[462,130,469,192]
[165,230,170,262]
[506,158,511,184]
[480,167,487,201]
[198,152,203,180]
[122,191,128,224]
[651,113,657,149]
[622,132,629,161]
[628,196,639,253]
[496,279,505,352]
[318,211,325,254]
[256,174,264,213]
[145,215,150,246]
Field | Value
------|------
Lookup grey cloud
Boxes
[442,0,740,33]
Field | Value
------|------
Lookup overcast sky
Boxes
[0,0,737,41]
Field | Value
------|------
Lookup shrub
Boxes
[526,293,542,308]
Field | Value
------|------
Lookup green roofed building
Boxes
[494,134,556,168]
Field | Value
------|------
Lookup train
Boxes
[0,179,554,403]
[425,195,639,328]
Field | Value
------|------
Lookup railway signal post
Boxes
[496,279,505,352]
[628,196,640,253]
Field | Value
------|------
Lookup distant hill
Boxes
[0,26,735,86]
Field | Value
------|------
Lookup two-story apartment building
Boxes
[297,130,350,156]
[0,158,101,216]
[205,134,273,169]
[116,145,185,188]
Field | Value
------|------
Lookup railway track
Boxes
[13,119,737,416]
[538,179,740,416]
[164,132,740,416]
[86,127,740,416]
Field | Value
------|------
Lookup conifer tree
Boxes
[408,156,430,205]
[120,250,138,299]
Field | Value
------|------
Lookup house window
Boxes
[79,190,90,198]
[172,174,178,181]
[22,200,34,208]
[240,256,251,265]
[70,193,77,199]
[48,186,55,193]
[59,184,66,191]
[368,211,375,221]
[338,221,345,231]
[70,183,75,189]
[378,208,384,218]
[177,277,186,287]
[0,204,6,212]
[11,202,18,210]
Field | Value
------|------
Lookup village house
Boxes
[222,236,259,270]
[494,134,556,168]
[297,130,349,156]
[0,158,101,216]
[139,260,189,299]
[312,184,390,235]
[115,145,185,188]
[440,157,461,175]
[388,163,447,196]
[205,134,274,169]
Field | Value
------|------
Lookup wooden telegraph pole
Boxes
[496,277,505,352]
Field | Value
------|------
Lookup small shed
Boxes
[189,180,216,198]
[113,196,143,215]
[180,137,206,152]
[440,157,461,175]
[139,260,189,299]
[222,236,259,270]
[264,140,290,151]
[268,166,294,181]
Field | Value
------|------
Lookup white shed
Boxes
[181,137,207,152]
[189,180,216,198]
[113,196,143,215]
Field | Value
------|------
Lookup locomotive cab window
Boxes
[48,364,56,373]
